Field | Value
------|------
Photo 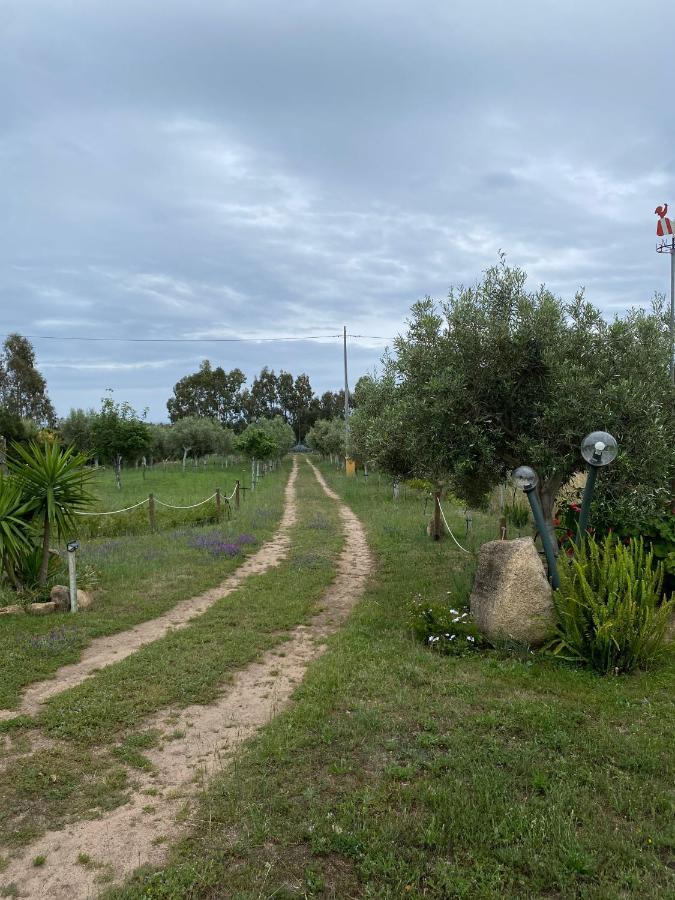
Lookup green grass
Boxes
[108,461,675,900]
[0,462,287,711]
[0,462,344,851]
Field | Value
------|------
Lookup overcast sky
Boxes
[2,0,673,421]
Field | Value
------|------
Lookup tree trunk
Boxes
[38,511,51,587]
[182,447,189,470]
[114,455,122,490]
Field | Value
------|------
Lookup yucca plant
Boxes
[0,475,32,590]
[8,442,95,587]
[549,536,674,674]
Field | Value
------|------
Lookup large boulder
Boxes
[50,585,93,612]
[469,537,555,646]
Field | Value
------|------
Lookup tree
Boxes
[247,367,281,419]
[0,334,55,426]
[357,261,675,542]
[167,417,233,468]
[167,361,247,427]
[236,424,278,463]
[8,442,95,587]
[257,416,295,457]
[60,408,97,454]
[306,418,345,460]
[91,398,152,488]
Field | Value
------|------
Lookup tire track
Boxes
[0,459,372,899]
[0,459,299,723]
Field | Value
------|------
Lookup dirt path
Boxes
[0,460,299,723]
[1,460,373,900]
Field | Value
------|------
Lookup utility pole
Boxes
[655,204,675,382]
[343,325,355,475]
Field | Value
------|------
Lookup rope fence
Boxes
[438,502,472,554]
[69,479,244,537]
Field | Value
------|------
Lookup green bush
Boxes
[549,536,674,675]
[408,593,484,654]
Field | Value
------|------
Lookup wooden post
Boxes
[215,488,222,521]
[235,480,240,510]
[148,493,156,533]
[499,515,508,541]
[241,485,248,502]
[433,490,442,541]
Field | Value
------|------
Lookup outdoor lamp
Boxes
[511,467,560,589]
[66,539,80,613]
[66,539,80,553]
[576,431,618,547]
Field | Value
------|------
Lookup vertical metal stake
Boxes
[68,552,78,613]
[575,465,598,547]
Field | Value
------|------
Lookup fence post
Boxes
[432,491,442,541]
[148,493,156,533]
[235,480,240,510]
[215,488,222,521]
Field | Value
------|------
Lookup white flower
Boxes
[466,636,475,643]
[449,608,459,615]
[449,634,456,640]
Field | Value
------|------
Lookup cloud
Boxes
[1,0,673,419]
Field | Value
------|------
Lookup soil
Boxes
[0,460,373,899]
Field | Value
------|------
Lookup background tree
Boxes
[306,418,345,461]
[0,334,55,426]
[257,416,295,458]
[247,367,281,419]
[167,417,233,468]
[357,261,675,541]
[167,360,246,427]
[91,398,152,488]
[236,424,278,467]
[59,408,97,454]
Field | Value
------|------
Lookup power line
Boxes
[1,331,394,344]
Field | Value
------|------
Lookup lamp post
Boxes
[575,431,618,547]
[512,466,560,589]
[66,539,80,613]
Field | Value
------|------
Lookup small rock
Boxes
[0,604,22,616]
[469,537,555,646]
[30,601,57,615]
[49,584,93,612]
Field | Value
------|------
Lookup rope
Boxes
[225,486,238,501]
[438,503,472,554]
[73,498,149,516]
[154,493,217,509]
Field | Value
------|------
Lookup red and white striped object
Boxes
[657,216,673,238]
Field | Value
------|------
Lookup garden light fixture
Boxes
[511,466,560,589]
[66,539,79,612]
[576,431,618,547]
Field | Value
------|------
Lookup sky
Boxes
[2,0,673,421]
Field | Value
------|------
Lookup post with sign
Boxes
[655,203,675,382]
[66,540,79,613]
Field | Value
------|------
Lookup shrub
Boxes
[549,536,674,675]
[408,593,484,654]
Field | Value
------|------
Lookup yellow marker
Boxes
[345,458,356,477]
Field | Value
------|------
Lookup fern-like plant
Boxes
[549,536,674,674]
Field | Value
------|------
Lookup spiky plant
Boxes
[549,536,674,674]
[0,475,32,589]
[8,442,95,586]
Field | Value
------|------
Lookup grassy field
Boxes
[109,462,675,899]
[0,461,344,857]
[0,460,287,711]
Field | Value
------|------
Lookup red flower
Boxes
[553,518,560,526]
[569,504,581,512]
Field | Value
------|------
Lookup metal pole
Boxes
[576,465,598,547]
[524,486,560,589]
[343,325,350,457]
[670,241,674,383]
[68,551,78,613]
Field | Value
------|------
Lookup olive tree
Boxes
[356,260,675,542]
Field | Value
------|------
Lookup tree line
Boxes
[167,360,345,439]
